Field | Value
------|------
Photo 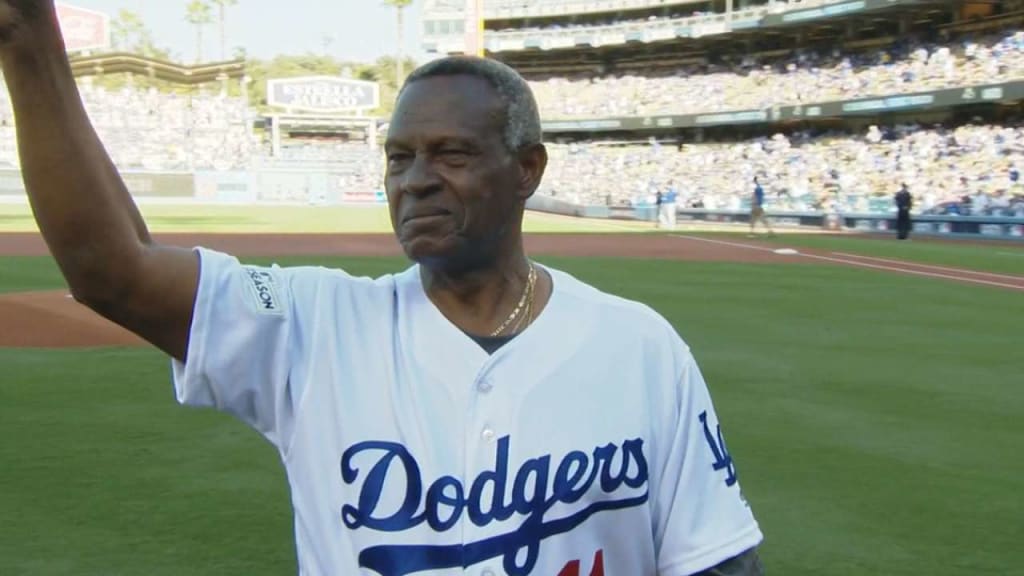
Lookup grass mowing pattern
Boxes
[0,256,67,293]
[0,348,295,575]
[732,232,1023,276]
[1,255,1021,575]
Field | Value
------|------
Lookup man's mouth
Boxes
[402,208,451,223]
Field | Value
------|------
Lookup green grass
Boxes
[0,256,66,293]
[0,348,295,575]
[709,231,1024,276]
[1,255,1021,575]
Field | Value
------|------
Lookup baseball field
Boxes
[1,203,1021,575]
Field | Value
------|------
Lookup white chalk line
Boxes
[831,252,1024,281]
[672,234,777,252]
[672,235,1024,291]
[796,253,1024,290]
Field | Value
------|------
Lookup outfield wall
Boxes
[1,168,1021,240]
[529,199,1024,241]
[0,168,387,205]
[673,208,1024,241]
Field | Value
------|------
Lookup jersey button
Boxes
[477,379,494,393]
[481,428,496,442]
[481,569,495,576]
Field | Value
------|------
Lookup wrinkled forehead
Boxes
[388,76,506,146]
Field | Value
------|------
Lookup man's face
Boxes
[384,74,541,270]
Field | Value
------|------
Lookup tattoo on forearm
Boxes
[694,547,764,576]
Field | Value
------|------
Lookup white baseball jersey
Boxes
[171,247,763,576]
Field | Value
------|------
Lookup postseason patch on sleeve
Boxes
[242,266,285,315]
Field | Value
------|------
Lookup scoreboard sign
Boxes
[267,76,380,113]
[56,2,110,53]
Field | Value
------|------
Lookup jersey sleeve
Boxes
[653,352,764,576]
[170,247,300,451]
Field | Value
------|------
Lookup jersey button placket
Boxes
[477,376,497,442]
[466,370,502,558]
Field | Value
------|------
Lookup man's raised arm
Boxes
[0,1,199,362]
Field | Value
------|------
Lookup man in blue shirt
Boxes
[662,183,679,229]
[748,177,775,237]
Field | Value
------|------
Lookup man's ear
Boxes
[517,142,548,200]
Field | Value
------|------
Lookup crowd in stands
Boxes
[0,26,1022,216]
[256,139,384,202]
[542,123,1024,216]
[491,8,714,34]
[0,80,258,172]
[527,30,1024,118]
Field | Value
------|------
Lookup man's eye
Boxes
[387,153,411,163]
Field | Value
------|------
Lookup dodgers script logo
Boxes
[340,435,649,576]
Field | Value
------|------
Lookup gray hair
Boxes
[400,56,543,152]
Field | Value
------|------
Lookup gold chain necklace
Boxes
[490,263,537,337]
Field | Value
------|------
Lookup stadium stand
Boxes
[0,81,257,172]
[0,0,1021,224]
[527,29,1024,118]
[466,0,1024,219]
[540,124,1024,216]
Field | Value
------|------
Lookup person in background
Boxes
[655,188,665,228]
[662,182,679,229]
[895,182,914,240]
[748,177,775,237]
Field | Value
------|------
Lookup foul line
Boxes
[832,252,1024,281]
[672,234,776,252]
[796,253,1024,291]
[673,235,1024,291]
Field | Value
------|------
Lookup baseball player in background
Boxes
[0,2,765,574]
[748,178,775,237]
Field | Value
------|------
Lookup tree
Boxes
[210,0,239,61]
[382,0,413,87]
[110,9,169,58]
[184,0,214,64]
[111,9,143,52]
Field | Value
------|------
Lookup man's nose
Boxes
[401,154,442,197]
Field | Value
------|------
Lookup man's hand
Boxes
[0,1,56,50]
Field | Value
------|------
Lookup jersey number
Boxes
[557,550,604,576]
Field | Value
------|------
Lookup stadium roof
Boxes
[69,53,246,85]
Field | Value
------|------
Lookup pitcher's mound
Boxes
[0,290,147,348]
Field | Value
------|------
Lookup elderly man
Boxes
[0,2,764,574]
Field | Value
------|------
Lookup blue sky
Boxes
[70,0,431,64]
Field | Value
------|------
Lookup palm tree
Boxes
[383,0,413,86]
[210,0,239,61]
[111,9,140,51]
[184,0,214,64]
[112,9,164,57]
